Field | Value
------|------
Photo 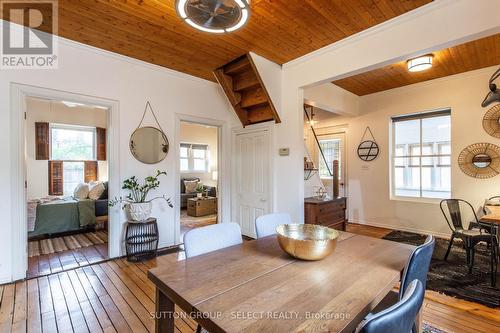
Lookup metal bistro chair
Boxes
[183,222,243,333]
[358,280,425,333]
[440,199,497,281]
[255,212,293,238]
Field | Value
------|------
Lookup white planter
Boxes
[197,193,203,198]
[126,202,152,222]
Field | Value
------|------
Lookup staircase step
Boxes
[241,87,268,108]
[224,57,251,75]
[233,70,260,92]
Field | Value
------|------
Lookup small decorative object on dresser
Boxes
[125,218,159,262]
[304,197,347,231]
[109,170,173,222]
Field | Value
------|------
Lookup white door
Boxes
[233,129,271,238]
[317,132,347,197]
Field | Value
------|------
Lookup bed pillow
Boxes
[73,183,89,199]
[184,180,199,193]
[88,181,105,200]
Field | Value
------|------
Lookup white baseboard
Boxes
[349,219,451,239]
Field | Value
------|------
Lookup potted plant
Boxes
[195,184,205,198]
[109,170,173,222]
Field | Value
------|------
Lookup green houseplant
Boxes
[109,170,173,221]
[195,184,205,198]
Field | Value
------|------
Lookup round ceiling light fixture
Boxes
[176,0,250,34]
[407,54,433,72]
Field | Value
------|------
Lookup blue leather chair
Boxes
[371,235,434,332]
[358,280,424,333]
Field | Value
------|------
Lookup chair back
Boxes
[255,213,293,238]
[183,222,243,258]
[359,280,424,333]
[399,235,435,299]
[440,199,478,231]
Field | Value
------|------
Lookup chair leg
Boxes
[196,324,202,333]
[491,243,497,287]
[469,245,475,274]
[444,234,455,261]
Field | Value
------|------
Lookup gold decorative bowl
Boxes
[276,224,339,261]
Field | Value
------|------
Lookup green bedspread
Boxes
[29,198,96,237]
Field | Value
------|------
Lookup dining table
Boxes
[148,231,415,333]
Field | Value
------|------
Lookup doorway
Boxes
[179,121,220,242]
[10,84,120,282]
[25,96,110,278]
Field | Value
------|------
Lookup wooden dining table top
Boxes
[148,231,415,333]
[481,205,500,224]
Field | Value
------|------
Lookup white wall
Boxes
[180,122,218,187]
[25,97,108,200]
[1,33,238,283]
[318,66,500,236]
[304,84,359,117]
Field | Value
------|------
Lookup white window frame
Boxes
[180,142,210,173]
[390,109,451,202]
[49,123,97,161]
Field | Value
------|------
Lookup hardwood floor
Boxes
[0,224,497,333]
[27,231,109,279]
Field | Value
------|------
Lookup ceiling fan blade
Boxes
[482,90,500,108]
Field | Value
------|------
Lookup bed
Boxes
[28,183,108,238]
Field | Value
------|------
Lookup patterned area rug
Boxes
[383,230,500,308]
[423,322,447,333]
[180,209,217,228]
[28,231,108,257]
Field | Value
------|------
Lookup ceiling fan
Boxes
[482,67,500,107]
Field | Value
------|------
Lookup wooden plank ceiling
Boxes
[0,0,431,81]
[333,33,500,96]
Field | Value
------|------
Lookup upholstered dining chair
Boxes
[183,222,243,258]
[440,199,497,275]
[255,213,293,238]
[358,280,425,333]
[371,235,434,333]
[183,223,243,333]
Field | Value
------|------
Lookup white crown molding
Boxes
[282,0,453,69]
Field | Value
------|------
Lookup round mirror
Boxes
[357,140,379,161]
[472,154,492,168]
[129,126,169,164]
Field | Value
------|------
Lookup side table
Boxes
[125,218,159,262]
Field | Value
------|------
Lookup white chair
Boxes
[183,222,243,258]
[255,213,294,238]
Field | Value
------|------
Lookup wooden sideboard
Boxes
[304,197,347,231]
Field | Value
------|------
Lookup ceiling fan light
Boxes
[407,55,433,72]
[185,18,225,34]
[235,0,250,8]
[225,8,248,32]
[177,0,187,18]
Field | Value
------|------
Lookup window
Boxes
[319,139,341,179]
[392,110,451,199]
[50,125,97,196]
[50,124,96,160]
[180,143,209,173]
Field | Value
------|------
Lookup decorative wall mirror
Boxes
[458,143,500,178]
[130,102,169,164]
[357,126,379,161]
[483,104,500,138]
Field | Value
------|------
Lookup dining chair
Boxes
[440,199,496,274]
[255,212,293,238]
[183,223,243,333]
[371,235,434,332]
[358,280,424,333]
[183,222,243,258]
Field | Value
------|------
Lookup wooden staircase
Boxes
[214,54,281,127]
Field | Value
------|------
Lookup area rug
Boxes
[180,209,217,228]
[383,230,500,308]
[422,322,447,333]
[28,231,108,257]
